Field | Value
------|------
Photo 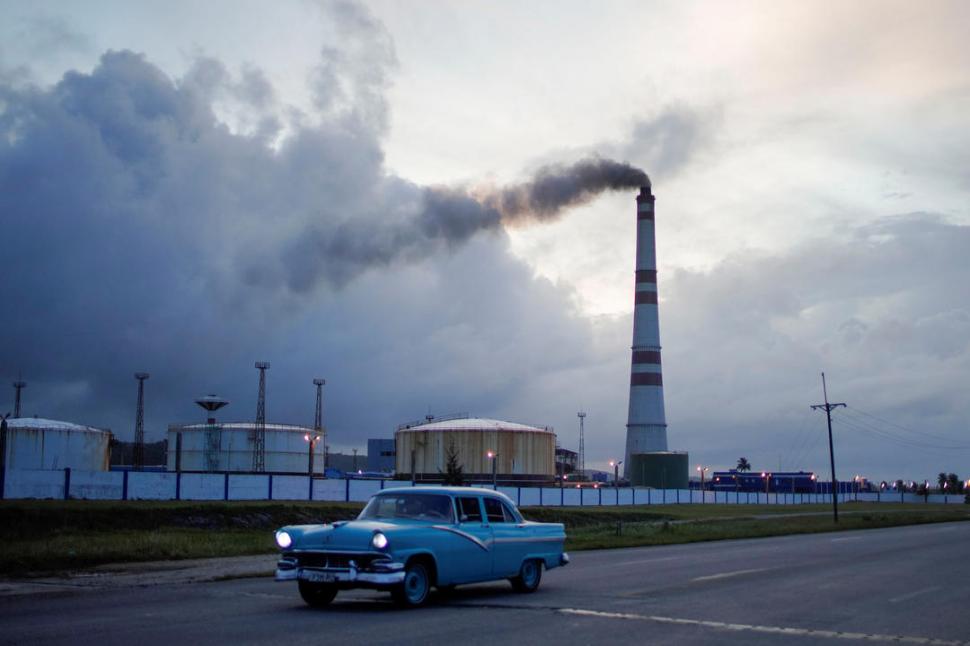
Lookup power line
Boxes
[848,406,953,442]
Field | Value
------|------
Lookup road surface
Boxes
[2,522,968,645]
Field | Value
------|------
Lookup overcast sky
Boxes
[2,0,969,482]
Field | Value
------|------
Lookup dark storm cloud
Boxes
[0,2,647,442]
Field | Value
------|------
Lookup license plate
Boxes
[300,570,337,583]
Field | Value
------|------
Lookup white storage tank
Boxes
[166,422,323,473]
[2,418,111,471]
[395,416,556,484]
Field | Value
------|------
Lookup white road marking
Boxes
[608,557,682,568]
[889,586,941,604]
[558,608,967,645]
[691,568,766,582]
[831,536,863,542]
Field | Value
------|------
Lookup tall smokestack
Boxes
[624,183,668,477]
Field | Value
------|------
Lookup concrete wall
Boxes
[3,468,967,507]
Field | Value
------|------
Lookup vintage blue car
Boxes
[274,486,569,607]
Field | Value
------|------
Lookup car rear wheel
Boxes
[392,561,431,608]
[510,559,542,593]
[298,580,338,607]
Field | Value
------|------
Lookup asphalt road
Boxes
[2,522,968,645]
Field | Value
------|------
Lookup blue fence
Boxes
[1,468,965,506]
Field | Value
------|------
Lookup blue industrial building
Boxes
[367,439,395,473]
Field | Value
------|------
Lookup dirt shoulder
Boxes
[0,553,278,597]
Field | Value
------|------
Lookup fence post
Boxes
[345,478,350,502]
[0,417,7,500]
[175,471,181,501]
[268,474,274,500]
[676,489,680,504]
[380,479,385,490]
[309,474,313,501]
[224,472,230,501]
[122,470,129,501]
[518,487,521,507]
[598,487,602,506]
[63,467,71,500]
[539,487,543,506]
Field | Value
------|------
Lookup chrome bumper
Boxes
[561,552,570,566]
[275,557,405,585]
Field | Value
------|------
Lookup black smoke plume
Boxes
[484,157,650,223]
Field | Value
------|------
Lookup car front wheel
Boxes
[510,559,542,593]
[392,561,431,607]
[298,580,338,607]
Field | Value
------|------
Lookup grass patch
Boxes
[0,499,966,576]
[0,500,363,576]
[562,509,970,551]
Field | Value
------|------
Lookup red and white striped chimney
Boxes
[624,183,668,477]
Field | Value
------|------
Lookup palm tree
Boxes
[736,457,751,473]
[946,473,961,493]
[937,472,948,493]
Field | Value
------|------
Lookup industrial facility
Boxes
[2,417,111,471]
[624,182,688,486]
[165,421,322,473]
[395,416,556,484]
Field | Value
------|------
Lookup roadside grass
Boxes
[0,499,966,576]
[561,508,970,551]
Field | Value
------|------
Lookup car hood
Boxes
[289,519,402,552]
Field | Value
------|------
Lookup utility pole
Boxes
[253,362,270,472]
[133,373,149,470]
[313,378,326,431]
[811,372,845,523]
[12,378,26,418]
[577,411,586,479]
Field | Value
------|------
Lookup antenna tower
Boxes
[133,373,149,469]
[577,411,586,477]
[313,378,326,431]
[253,362,270,472]
[12,378,26,418]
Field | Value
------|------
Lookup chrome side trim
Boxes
[492,536,563,544]
[432,525,490,551]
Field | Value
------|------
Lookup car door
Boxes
[435,495,493,584]
[484,497,524,577]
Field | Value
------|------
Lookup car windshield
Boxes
[358,493,455,523]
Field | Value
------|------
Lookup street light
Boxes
[486,451,497,487]
[609,460,623,487]
[696,465,708,496]
[304,433,321,476]
[762,472,770,495]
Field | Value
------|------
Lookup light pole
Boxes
[762,471,770,496]
[304,433,321,476]
[609,460,622,487]
[697,466,708,498]
[487,451,497,487]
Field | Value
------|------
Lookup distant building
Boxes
[367,439,395,473]
[555,447,577,476]
[327,451,364,473]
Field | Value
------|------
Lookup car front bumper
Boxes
[275,556,406,587]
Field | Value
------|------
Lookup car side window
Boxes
[483,497,506,523]
[456,497,483,523]
[501,501,520,523]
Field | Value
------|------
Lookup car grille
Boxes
[295,552,378,570]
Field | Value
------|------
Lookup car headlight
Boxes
[276,530,293,549]
[371,531,388,550]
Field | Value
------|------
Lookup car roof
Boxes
[376,486,515,504]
